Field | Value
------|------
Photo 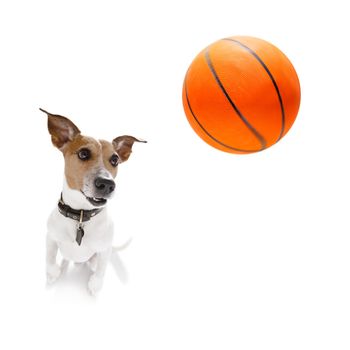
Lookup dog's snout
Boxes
[94,177,115,196]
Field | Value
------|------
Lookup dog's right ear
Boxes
[40,108,81,150]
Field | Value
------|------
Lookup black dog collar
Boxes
[57,194,103,245]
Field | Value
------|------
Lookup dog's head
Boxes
[42,108,146,208]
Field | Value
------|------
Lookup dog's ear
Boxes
[40,108,81,150]
[112,136,146,162]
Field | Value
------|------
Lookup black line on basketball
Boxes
[204,48,267,150]
[223,38,286,141]
[184,75,260,153]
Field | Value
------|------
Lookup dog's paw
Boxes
[46,263,61,284]
[87,274,103,296]
[87,255,98,273]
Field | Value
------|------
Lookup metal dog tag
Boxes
[76,226,84,246]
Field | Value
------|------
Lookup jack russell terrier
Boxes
[41,108,146,295]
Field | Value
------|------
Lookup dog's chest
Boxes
[48,209,114,262]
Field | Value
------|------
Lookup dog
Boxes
[41,108,146,295]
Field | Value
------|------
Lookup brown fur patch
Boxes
[63,136,118,190]
[64,135,103,190]
[100,140,119,178]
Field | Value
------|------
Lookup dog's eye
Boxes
[110,154,119,167]
[78,148,91,161]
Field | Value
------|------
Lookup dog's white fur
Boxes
[46,178,114,295]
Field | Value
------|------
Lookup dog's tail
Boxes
[110,238,132,284]
[113,237,132,252]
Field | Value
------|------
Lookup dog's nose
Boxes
[94,177,115,196]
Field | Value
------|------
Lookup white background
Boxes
[0,0,349,349]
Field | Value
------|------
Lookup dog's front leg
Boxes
[46,235,62,284]
[87,248,111,295]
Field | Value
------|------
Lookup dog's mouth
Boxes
[87,197,107,207]
[81,191,107,207]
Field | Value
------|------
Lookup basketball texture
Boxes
[182,36,301,154]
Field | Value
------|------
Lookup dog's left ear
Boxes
[40,108,81,150]
[113,136,147,162]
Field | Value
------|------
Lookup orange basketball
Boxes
[182,36,301,154]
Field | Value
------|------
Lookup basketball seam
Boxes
[204,48,267,150]
[184,75,261,153]
[223,38,286,141]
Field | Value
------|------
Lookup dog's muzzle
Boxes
[94,177,115,196]
[82,171,116,207]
